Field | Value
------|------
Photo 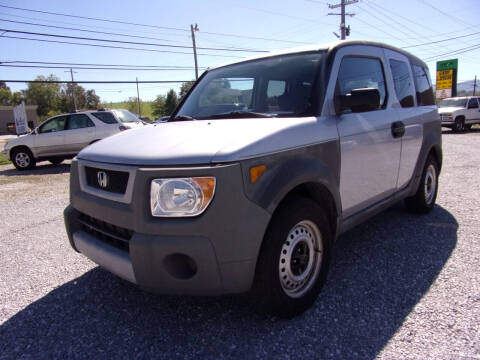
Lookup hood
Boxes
[438,106,462,114]
[77,117,324,166]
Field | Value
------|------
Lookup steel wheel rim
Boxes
[15,152,30,168]
[278,220,323,298]
[424,164,436,205]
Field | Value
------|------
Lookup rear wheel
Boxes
[12,148,36,170]
[405,155,439,214]
[252,197,332,318]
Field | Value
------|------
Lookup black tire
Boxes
[11,147,36,171]
[464,124,472,131]
[453,117,465,132]
[405,155,439,214]
[48,158,64,165]
[252,196,332,318]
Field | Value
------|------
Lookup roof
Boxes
[208,40,429,70]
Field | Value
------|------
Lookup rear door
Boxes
[326,45,402,218]
[64,114,96,153]
[466,97,480,124]
[34,115,67,157]
[384,49,423,189]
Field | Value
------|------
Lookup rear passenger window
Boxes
[389,59,414,108]
[67,114,94,130]
[266,80,287,111]
[92,112,117,124]
[336,57,387,108]
[467,98,478,109]
[412,65,435,106]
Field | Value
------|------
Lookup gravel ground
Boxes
[0,130,479,359]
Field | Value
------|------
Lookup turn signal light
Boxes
[250,165,266,183]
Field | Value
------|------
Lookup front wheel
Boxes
[12,148,36,170]
[252,197,332,318]
[453,117,465,132]
[405,155,439,214]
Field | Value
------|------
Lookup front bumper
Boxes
[64,159,271,295]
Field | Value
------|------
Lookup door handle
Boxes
[391,121,405,138]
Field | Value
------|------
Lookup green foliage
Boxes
[152,94,166,118]
[85,89,100,109]
[0,83,24,106]
[24,75,62,117]
[179,81,195,99]
[0,151,10,165]
[164,89,179,115]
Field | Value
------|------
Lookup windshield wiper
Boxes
[208,111,274,119]
[169,115,197,122]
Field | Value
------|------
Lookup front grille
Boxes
[78,212,133,252]
[440,114,452,122]
[85,166,129,194]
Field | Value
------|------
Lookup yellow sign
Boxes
[436,69,453,90]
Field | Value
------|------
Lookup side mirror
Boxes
[335,88,381,114]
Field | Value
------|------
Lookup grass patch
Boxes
[0,152,11,165]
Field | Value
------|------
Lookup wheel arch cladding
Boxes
[240,141,341,238]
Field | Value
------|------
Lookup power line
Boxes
[0,60,204,69]
[1,80,191,84]
[0,35,245,58]
[0,28,268,53]
[0,4,311,45]
[0,64,201,71]
[401,31,480,49]
[423,44,480,61]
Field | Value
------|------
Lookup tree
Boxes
[179,81,195,99]
[0,88,12,106]
[85,89,100,109]
[164,89,179,115]
[152,94,166,118]
[125,97,140,114]
[24,75,61,117]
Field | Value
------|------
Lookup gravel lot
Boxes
[0,130,479,359]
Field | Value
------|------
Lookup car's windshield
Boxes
[112,109,141,123]
[176,52,324,120]
[439,98,467,107]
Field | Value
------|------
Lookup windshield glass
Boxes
[176,52,324,120]
[439,98,467,107]
[112,109,141,123]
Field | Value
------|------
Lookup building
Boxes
[0,105,39,135]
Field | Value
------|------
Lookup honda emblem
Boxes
[97,171,108,188]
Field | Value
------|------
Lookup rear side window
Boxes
[266,80,287,111]
[336,56,387,108]
[389,59,414,108]
[467,98,479,109]
[412,65,435,106]
[67,114,94,129]
[92,112,117,124]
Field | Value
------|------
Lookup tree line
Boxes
[0,75,196,122]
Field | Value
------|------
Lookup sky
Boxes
[0,0,479,103]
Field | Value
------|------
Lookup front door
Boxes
[34,115,67,157]
[326,46,402,218]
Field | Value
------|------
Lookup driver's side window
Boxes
[467,98,478,109]
[39,116,67,134]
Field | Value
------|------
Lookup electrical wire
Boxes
[0,64,201,71]
[0,60,203,69]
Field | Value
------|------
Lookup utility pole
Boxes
[65,68,78,111]
[473,75,477,96]
[190,23,199,80]
[328,0,358,40]
[136,77,141,117]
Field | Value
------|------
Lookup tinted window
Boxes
[176,52,324,119]
[39,116,67,133]
[266,80,287,111]
[467,98,478,109]
[67,114,95,130]
[336,56,387,108]
[389,59,414,108]
[412,65,435,106]
[92,112,117,124]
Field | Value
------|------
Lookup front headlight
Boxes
[150,177,216,217]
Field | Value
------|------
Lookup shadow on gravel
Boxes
[0,162,70,176]
[0,205,457,359]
